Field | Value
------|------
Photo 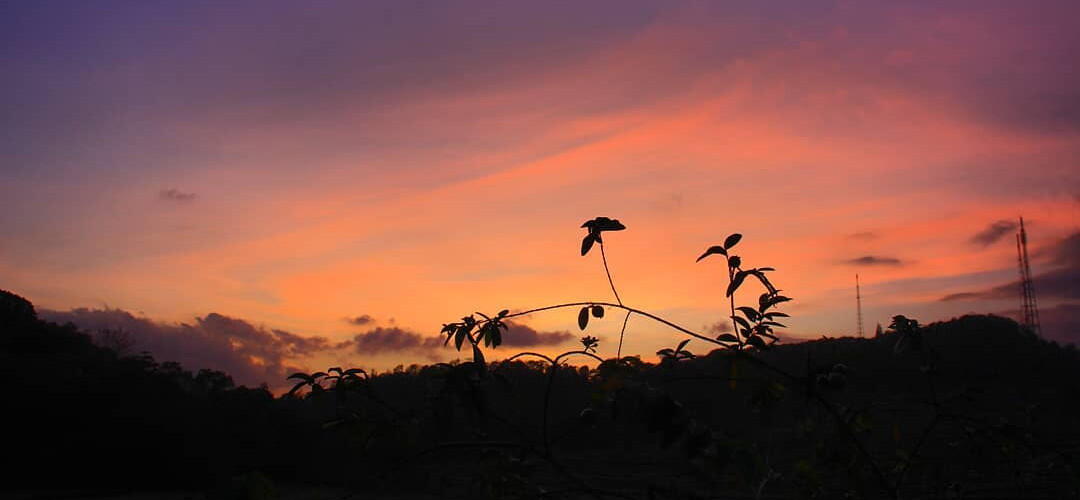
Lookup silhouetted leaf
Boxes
[481,323,493,347]
[287,381,307,396]
[736,306,760,322]
[287,373,313,383]
[716,333,738,343]
[676,338,691,353]
[455,328,467,350]
[696,245,727,262]
[732,315,751,331]
[723,233,742,250]
[748,270,777,294]
[762,295,791,309]
[581,234,597,256]
[578,307,590,330]
[584,216,626,232]
[729,256,742,269]
[727,271,748,297]
[748,335,767,350]
[498,309,509,317]
[591,305,604,318]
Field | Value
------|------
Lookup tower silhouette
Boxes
[855,274,864,338]
[1015,217,1041,336]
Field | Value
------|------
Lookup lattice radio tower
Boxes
[855,273,864,338]
[1016,217,1041,336]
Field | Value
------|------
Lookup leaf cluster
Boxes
[579,216,625,256]
[698,233,791,350]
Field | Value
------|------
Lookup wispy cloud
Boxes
[970,220,1018,247]
[346,314,375,326]
[845,256,903,267]
[159,188,196,202]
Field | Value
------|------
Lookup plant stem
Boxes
[502,301,724,348]
[616,310,631,358]
[599,242,622,306]
[727,259,740,349]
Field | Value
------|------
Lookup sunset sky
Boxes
[3,1,1078,387]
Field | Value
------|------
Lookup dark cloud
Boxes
[970,220,1018,247]
[501,321,574,348]
[1046,232,1080,267]
[705,320,734,336]
[346,314,375,326]
[39,308,330,388]
[845,256,903,266]
[336,326,443,355]
[337,320,573,355]
[159,188,196,202]
[942,267,1080,303]
[941,231,1080,303]
[940,292,984,302]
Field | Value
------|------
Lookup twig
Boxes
[599,242,622,306]
[616,311,632,359]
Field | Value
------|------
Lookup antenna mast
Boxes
[1016,217,1041,336]
[856,274,864,338]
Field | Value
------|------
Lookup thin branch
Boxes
[502,351,556,365]
[554,350,605,365]
[599,242,622,306]
[501,301,728,348]
[616,310,631,358]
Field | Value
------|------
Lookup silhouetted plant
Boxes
[280,220,1071,500]
[656,338,694,364]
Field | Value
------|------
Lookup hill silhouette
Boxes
[3,288,1078,498]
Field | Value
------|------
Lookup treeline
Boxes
[3,288,1080,498]
[0,290,325,490]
